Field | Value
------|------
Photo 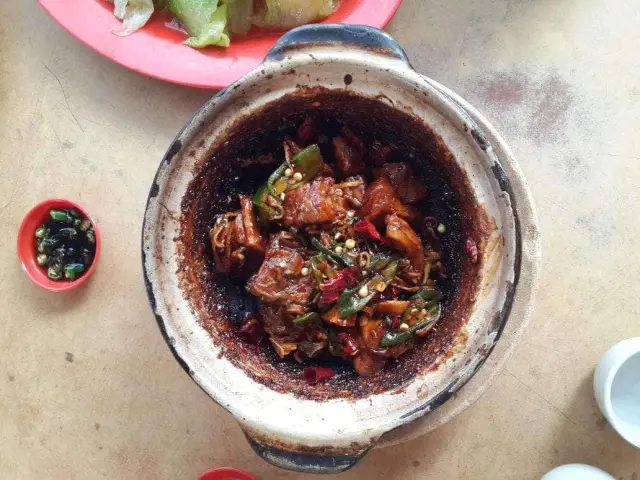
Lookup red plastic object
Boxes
[17,199,101,292]
[198,468,258,480]
[37,0,403,89]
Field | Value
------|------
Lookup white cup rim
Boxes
[600,340,640,447]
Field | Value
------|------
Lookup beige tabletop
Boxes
[2,1,640,479]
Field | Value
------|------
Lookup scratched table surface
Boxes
[2,1,640,479]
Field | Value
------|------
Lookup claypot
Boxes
[142,25,540,474]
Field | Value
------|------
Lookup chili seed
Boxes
[437,223,446,234]
[293,172,303,182]
[284,168,293,177]
[358,285,369,298]
[301,267,310,276]
[279,192,286,201]
[335,246,344,254]
[399,323,410,332]
[347,210,355,218]
[345,239,356,250]
[279,261,286,268]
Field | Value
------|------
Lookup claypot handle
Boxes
[264,23,411,66]
[243,430,375,474]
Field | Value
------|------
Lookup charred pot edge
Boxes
[141,108,215,394]
[265,24,412,66]
[396,98,523,421]
[244,430,375,474]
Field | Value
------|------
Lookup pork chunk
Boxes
[246,233,314,309]
[361,177,413,228]
[283,177,346,227]
[374,162,427,204]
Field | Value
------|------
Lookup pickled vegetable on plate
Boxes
[252,0,340,29]
[107,0,341,48]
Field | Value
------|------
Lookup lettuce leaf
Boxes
[252,0,340,30]
[167,0,230,48]
[108,0,155,36]
[226,0,253,35]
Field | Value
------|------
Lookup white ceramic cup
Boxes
[542,464,614,480]
[593,337,640,447]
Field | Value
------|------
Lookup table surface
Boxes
[2,1,639,479]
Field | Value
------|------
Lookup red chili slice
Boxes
[465,238,479,264]
[341,266,360,287]
[317,266,360,306]
[318,276,345,307]
[338,332,359,357]
[303,366,334,385]
[390,315,401,330]
[297,116,316,144]
[354,220,384,242]
[238,316,265,345]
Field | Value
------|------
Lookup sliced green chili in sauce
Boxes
[34,209,96,281]
[337,261,399,318]
[293,312,322,327]
[311,237,353,267]
[255,144,326,223]
[380,303,442,347]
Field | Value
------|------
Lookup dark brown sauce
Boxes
[178,88,486,400]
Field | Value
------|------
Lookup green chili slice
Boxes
[311,237,353,267]
[287,144,324,190]
[64,263,85,281]
[293,312,321,327]
[253,184,279,223]
[267,163,288,198]
[50,209,73,223]
[380,303,442,347]
[337,281,375,318]
[381,260,400,282]
[411,288,441,302]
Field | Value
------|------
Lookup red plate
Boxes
[198,468,258,480]
[38,0,403,89]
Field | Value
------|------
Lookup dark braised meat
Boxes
[374,162,427,204]
[361,177,414,228]
[210,195,264,274]
[333,127,366,177]
[282,177,346,227]
[212,119,452,382]
[386,213,425,280]
[247,232,314,315]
